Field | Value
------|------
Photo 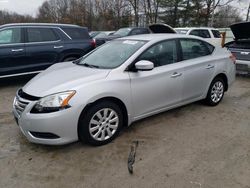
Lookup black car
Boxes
[0,23,95,78]
[95,27,151,46]
[95,24,176,46]
[225,22,250,75]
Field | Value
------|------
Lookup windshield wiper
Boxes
[81,63,100,69]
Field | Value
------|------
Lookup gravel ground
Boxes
[0,75,249,188]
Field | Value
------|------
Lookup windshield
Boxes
[113,28,132,37]
[77,40,146,69]
[175,29,188,34]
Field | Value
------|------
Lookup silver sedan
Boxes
[13,34,236,146]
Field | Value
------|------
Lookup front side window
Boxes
[190,29,211,38]
[180,39,212,60]
[77,40,146,69]
[27,28,59,43]
[138,40,178,67]
[0,28,21,44]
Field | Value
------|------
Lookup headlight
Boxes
[31,91,76,113]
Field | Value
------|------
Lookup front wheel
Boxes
[78,101,123,146]
[205,78,225,106]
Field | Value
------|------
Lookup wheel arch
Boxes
[213,73,228,91]
[77,96,129,133]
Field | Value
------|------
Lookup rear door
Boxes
[179,38,215,102]
[61,27,94,55]
[24,27,64,72]
[0,27,27,77]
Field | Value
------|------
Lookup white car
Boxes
[175,27,222,47]
[13,34,235,146]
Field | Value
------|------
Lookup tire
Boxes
[78,101,123,146]
[63,57,78,62]
[205,77,225,106]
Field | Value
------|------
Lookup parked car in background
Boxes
[93,31,114,46]
[89,31,101,38]
[94,24,176,46]
[0,23,95,78]
[175,27,222,46]
[96,27,151,46]
[94,31,114,39]
[225,22,250,75]
[13,34,235,146]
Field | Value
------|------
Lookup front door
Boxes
[129,39,183,119]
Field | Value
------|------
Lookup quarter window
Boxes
[0,28,21,44]
[62,28,90,39]
[138,40,178,67]
[180,39,211,60]
[189,29,211,38]
[27,28,59,43]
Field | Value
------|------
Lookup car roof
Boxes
[175,27,218,30]
[0,23,87,29]
[121,33,207,42]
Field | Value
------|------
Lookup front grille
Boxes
[14,96,29,117]
[18,89,40,101]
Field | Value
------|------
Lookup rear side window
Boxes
[0,28,21,44]
[190,29,211,38]
[62,28,90,39]
[180,39,212,60]
[212,30,221,38]
[27,28,59,42]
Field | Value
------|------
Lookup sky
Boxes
[0,0,46,16]
[0,0,249,19]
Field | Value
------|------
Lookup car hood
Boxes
[23,62,111,97]
[230,22,250,40]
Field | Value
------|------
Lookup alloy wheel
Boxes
[89,108,119,141]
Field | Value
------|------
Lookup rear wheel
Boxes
[205,77,225,106]
[78,101,123,146]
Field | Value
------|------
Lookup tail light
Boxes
[229,52,236,64]
[91,39,96,48]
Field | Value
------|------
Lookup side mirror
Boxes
[135,60,154,71]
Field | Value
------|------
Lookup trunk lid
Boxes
[230,22,250,40]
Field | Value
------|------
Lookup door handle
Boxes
[171,72,182,78]
[54,45,64,49]
[206,65,215,69]
[11,49,24,52]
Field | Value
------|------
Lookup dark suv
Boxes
[0,23,95,78]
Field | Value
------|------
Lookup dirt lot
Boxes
[0,76,249,188]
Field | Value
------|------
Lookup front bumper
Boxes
[13,97,80,145]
